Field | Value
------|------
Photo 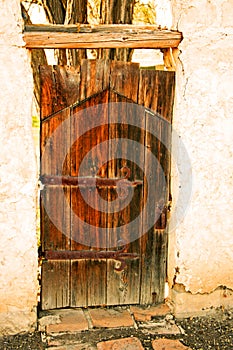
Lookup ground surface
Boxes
[0,309,232,349]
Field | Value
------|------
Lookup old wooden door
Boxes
[40,59,175,310]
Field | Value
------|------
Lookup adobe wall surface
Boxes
[0,1,38,334]
[0,0,233,335]
[169,0,233,316]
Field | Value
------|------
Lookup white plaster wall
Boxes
[155,0,172,28]
[0,1,38,334]
[170,0,233,315]
[0,0,233,333]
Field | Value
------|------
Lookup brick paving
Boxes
[130,304,171,321]
[48,345,95,350]
[40,304,193,350]
[46,309,89,334]
[89,308,134,328]
[152,339,192,350]
[97,337,144,350]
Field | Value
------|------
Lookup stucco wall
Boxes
[169,0,233,316]
[0,0,233,335]
[0,1,38,334]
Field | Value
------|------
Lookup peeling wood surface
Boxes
[25,24,181,33]
[24,24,182,49]
[40,59,175,309]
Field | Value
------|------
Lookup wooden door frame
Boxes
[25,25,179,306]
[23,24,182,50]
[23,24,181,72]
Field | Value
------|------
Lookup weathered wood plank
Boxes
[110,61,139,102]
[70,260,87,307]
[40,107,71,310]
[25,23,181,34]
[157,70,175,123]
[40,59,175,309]
[40,65,81,120]
[40,186,71,310]
[41,186,71,252]
[23,24,182,49]
[106,63,142,305]
[139,111,164,304]
[150,229,168,304]
[70,83,110,250]
[79,59,111,101]
[40,108,71,253]
[40,109,71,176]
[138,70,175,304]
[138,70,159,113]
[70,65,110,307]
[41,261,70,309]
[87,260,107,306]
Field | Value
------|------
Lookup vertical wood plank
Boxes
[40,109,71,176]
[156,70,175,123]
[150,229,168,304]
[41,186,70,252]
[138,70,175,304]
[140,107,163,305]
[40,108,71,310]
[110,61,139,102]
[139,71,156,304]
[70,60,111,307]
[87,260,107,306]
[41,261,70,309]
[138,70,159,113]
[106,62,142,305]
[70,99,109,306]
[70,260,87,307]
[79,59,110,100]
[70,92,109,250]
[40,65,81,120]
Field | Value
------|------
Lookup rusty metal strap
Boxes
[40,175,143,188]
[44,250,139,271]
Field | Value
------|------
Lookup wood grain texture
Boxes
[79,59,111,101]
[110,61,139,102]
[40,108,71,310]
[25,24,181,33]
[138,69,175,304]
[70,260,87,307]
[41,260,70,309]
[24,24,182,49]
[40,59,175,309]
[98,0,135,61]
[106,63,142,305]
[71,94,108,249]
[40,65,81,120]
[40,108,71,175]
[70,62,110,307]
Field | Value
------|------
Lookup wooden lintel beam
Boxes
[23,24,182,49]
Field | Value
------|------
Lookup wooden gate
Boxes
[40,59,175,310]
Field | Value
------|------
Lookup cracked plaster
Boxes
[169,0,233,314]
[0,0,38,335]
[0,0,233,334]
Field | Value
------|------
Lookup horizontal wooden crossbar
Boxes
[23,24,182,49]
[44,250,139,271]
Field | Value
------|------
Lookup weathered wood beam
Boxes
[23,24,182,49]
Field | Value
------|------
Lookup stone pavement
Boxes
[39,304,193,350]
